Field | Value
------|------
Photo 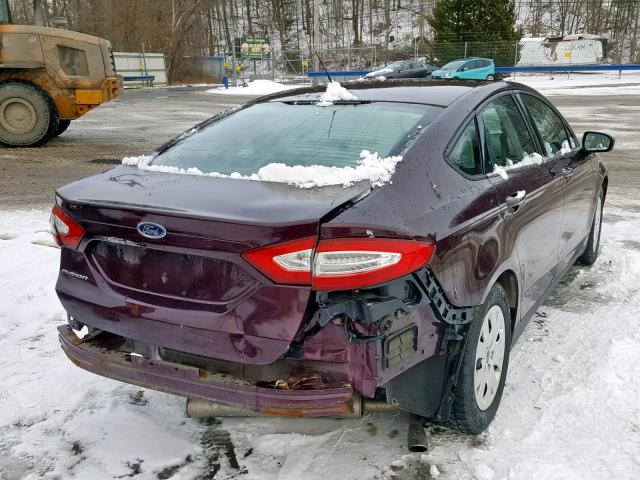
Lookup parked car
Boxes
[431,57,496,80]
[52,80,613,435]
[365,61,437,79]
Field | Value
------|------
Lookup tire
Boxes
[451,283,511,434]
[54,119,71,137]
[0,81,58,147]
[486,74,496,81]
[578,190,604,266]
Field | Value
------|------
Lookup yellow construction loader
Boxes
[0,0,122,146]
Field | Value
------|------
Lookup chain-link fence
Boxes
[220,36,636,84]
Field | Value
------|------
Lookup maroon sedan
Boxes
[51,80,613,434]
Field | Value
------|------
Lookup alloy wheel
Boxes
[474,305,506,411]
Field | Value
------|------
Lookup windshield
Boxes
[383,62,404,71]
[441,60,465,70]
[151,102,442,176]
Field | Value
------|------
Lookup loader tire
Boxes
[54,119,71,137]
[0,82,58,147]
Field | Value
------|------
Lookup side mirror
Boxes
[582,131,614,153]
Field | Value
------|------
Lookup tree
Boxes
[428,0,522,66]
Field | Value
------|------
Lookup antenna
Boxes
[314,50,333,83]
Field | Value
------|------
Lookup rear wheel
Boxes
[0,82,58,147]
[451,283,511,434]
[486,74,496,81]
[578,190,604,266]
[54,119,71,137]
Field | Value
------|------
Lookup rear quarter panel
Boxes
[323,84,521,309]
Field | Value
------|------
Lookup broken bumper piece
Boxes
[57,325,357,418]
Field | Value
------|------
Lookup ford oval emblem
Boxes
[137,222,167,239]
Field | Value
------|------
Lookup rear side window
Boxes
[521,94,572,157]
[57,46,89,76]
[480,95,537,168]
[152,102,442,175]
[447,121,482,176]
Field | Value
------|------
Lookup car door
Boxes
[519,93,596,271]
[456,60,477,79]
[394,63,411,78]
[479,93,565,319]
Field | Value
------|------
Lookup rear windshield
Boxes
[151,102,441,175]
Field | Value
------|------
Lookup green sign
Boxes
[236,37,271,60]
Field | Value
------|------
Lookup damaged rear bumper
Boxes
[58,325,358,417]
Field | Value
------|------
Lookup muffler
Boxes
[185,396,400,419]
[186,398,428,452]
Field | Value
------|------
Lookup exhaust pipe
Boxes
[186,396,400,419]
[407,413,429,452]
[186,398,428,452]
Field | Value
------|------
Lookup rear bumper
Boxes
[58,325,358,417]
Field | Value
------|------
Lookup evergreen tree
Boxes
[428,0,522,67]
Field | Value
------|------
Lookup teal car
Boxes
[430,58,495,81]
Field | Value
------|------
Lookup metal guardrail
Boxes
[308,70,370,78]
[495,64,640,73]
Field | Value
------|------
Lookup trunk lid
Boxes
[55,166,370,363]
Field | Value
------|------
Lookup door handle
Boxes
[505,191,526,214]
[560,167,574,180]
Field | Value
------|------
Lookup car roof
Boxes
[253,79,527,108]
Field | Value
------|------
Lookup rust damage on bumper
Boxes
[58,325,357,418]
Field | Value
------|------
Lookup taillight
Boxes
[50,204,84,249]
[242,236,435,291]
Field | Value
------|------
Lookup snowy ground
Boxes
[1,92,640,480]
[511,72,640,96]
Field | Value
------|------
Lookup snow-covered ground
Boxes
[2,92,640,480]
[511,72,640,96]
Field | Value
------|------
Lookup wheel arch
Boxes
[495,269,518,335]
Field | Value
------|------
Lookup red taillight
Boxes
[242,236,435,291]
[50,204,84,249]
[242,236,317,285]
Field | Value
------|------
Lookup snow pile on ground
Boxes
[208,79,294,96]
[316,81,359,106]
[122,150,401,189]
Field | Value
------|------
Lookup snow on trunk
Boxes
[122,150,402,189]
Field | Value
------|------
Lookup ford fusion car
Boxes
[52,79,613,434]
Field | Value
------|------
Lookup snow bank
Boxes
[122,150,401,189]
[208,79,294,96]
[316,81,358,106]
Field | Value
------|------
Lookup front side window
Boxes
[151,102,442,175]
[480,95,537,168]
[447,120,482,176]
[521,94,572,157]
